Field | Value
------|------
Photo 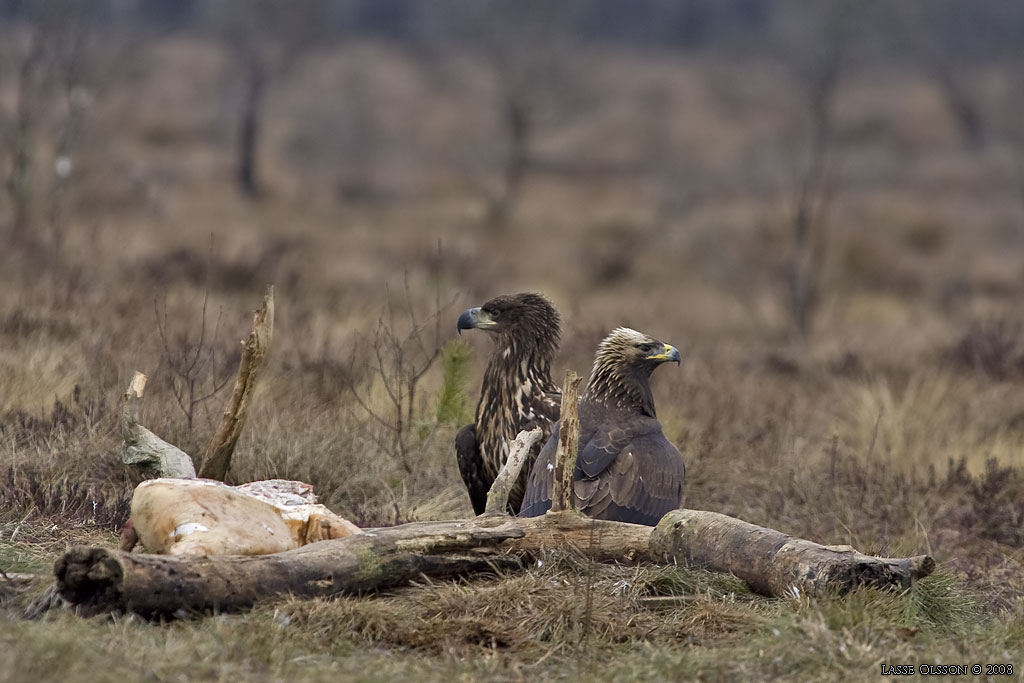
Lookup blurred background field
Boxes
[1,1,1024,680]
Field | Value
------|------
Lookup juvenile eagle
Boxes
[455,293,562,514]
[520,327,685,525]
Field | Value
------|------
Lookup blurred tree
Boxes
[0,0,94,253]
[137,0,198,29]
[774,0,865,340]
[896,1,985,150]
[436,0,584,230]
[434,339,472,429]
[576,0,770,48]
[204,0,335,199]
[353,0,416,40]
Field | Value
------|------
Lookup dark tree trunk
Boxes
[930,63,984,150]
[6,40,45,246]
[787,64,840,340]
[486,91,530,230]
[237,64,266,199]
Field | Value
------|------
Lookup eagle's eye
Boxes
[639,342,654,353]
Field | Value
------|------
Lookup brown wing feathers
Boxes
[521,327,686,525]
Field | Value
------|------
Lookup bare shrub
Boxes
[0,391,131,528]
[946,318,1024,380]
[344,281,451,475]
[583,221,644,288]
[941,457,1024,548]
[153,285,235,437]
[144,237,305,293]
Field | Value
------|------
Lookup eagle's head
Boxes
[593,327,681,372]
[457,293,560,354]
[585,327,680,415]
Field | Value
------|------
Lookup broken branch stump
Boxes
[198,285,274,481]
[551,370,582,513]
[485,428,544,515]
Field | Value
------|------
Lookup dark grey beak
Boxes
[457,308,478,334]
[458,307,497,334]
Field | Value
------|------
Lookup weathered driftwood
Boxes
[551,370,582,513]
[650,509,936,597]
[55,506,935,614]
[56,518,524,615]
[509,511,653,563]
[121,371,197,478]
[198,285,274,480]
[484,427,543,514]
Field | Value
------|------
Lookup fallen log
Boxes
[650,509,936,597]
[56,517,524,616]
[55,507,934,614]
[508,512,653,563]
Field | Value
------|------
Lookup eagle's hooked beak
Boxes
[646,343,681,365]
[457,307,498,334]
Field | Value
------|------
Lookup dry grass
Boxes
[1,533,1014,682]
[1,32,1024,682]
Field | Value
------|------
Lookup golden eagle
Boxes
[520,327,685,525]
[455,293,562,514]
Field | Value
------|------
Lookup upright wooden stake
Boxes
[198,285,274,481]
[550,370,582,513]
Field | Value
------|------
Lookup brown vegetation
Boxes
[2,5,1024,679]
